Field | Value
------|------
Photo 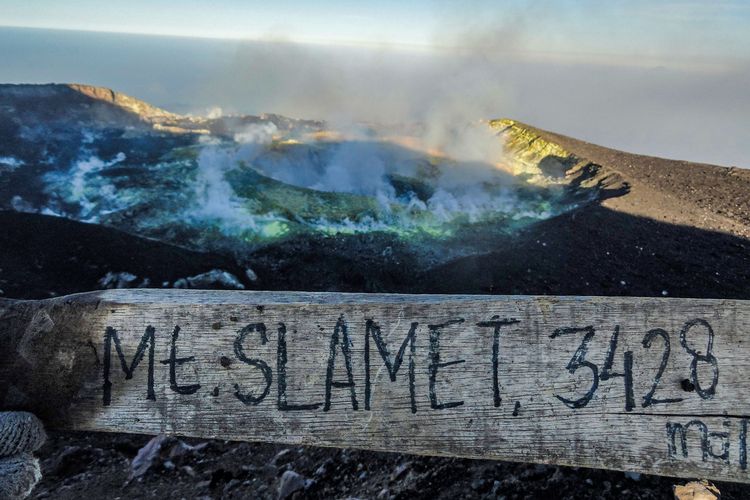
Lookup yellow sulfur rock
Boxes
[673,480,720,500]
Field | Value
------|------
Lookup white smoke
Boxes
[188,117,560,239]
[43,152,127,222]
[233,122,278,144]
[311,140,394,199]
[70,153,125,200]
[189,123,282,233]
[206,106,224,119]
[0,156,25,170]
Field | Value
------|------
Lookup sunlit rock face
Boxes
[0,84,601,262]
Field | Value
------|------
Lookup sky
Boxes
[2,0,749,62]
[0,1,749,166]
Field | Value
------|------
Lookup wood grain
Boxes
[2,290,750,482]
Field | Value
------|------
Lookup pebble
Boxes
[491,480,502,495]
[314,458,333,477]
[390,462,410,481]
[277,470,308,500]
[245,268,258,282]
[270,448,291,466]
[129,434,169,480]
[624,471,641,481]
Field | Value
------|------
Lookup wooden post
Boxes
[1,289,749,482]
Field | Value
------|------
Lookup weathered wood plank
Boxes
[2,290,749,482]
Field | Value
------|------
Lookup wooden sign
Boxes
[1,290,749,482]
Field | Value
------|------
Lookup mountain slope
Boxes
[494,119,750,238]
[0,83,174,128]
[415,120,750,297]
[65,83,180,122]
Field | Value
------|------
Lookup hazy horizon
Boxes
[1,25,748,167]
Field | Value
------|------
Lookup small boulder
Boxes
[128,434,169,481]
[673,480,720,500]
[98,271,138,289]
[173,269,245,290]
[278,470,311,500]
[245,268,258,282]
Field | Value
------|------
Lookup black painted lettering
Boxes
[476,317,520,408]
[708,430,730,462]
[642,328,683,407]
[623,351,635,412]
[233,323,272,406]
[277,323,321,411]
[741,418,748,470]
[666,420,727,462]
[597,325,635,412]
[667,421,700,459]
[680,319,719,399]
[550,326,598,409]
[428,319,466,410]
[102,326,155,406]
[159,325,200,395]
[324,316,358,411]
[364,319,418,413]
